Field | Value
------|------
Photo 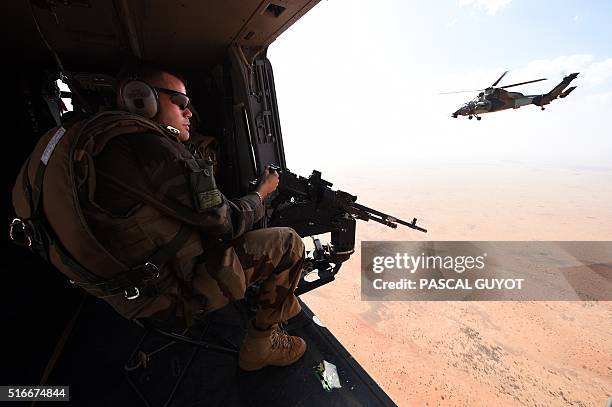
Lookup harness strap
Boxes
[96,168,223,226]
[72,225,192,298]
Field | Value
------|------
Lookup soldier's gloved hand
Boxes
[256,165,279,200]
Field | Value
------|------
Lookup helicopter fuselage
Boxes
[452,88,535,118]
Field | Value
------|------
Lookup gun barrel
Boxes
[351,202,427,233]
[394,217,428,233]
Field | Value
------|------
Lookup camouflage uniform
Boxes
[83,119,303,326]
[194,227,304,327]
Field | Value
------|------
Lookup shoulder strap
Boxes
[95,168,225,226]
[78,111,179,155]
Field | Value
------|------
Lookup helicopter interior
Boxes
[5,0,319,194]
[4,1,398,405]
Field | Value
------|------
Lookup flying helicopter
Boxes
[443,71,579,120]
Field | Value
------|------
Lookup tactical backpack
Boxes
[10,111,195,305]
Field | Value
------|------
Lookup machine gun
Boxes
[265,165,427,295]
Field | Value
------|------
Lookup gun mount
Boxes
[265,166,427,294]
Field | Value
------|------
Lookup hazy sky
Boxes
[268,0,612,175]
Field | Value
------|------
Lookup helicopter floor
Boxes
[25,291,395,406]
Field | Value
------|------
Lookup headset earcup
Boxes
[120,80,159,118]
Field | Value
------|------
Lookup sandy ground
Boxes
[300,163,612,407]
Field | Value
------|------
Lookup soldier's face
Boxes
[154,73,192,141]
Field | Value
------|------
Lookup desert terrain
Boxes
[301,163,612,406]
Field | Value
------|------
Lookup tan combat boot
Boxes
[238,322,307,371]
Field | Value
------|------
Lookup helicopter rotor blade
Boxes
[438,88,485,95]
[500,78,547,89]
[491,70,509,87]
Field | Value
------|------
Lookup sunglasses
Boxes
[154,87,190,110]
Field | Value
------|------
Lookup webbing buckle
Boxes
[9,218,33,248]
[142,261,160,280]
[124,287,140,300]
[124,262,159,300]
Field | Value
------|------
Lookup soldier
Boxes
[120,66,307,370]
[21,65,307,371]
